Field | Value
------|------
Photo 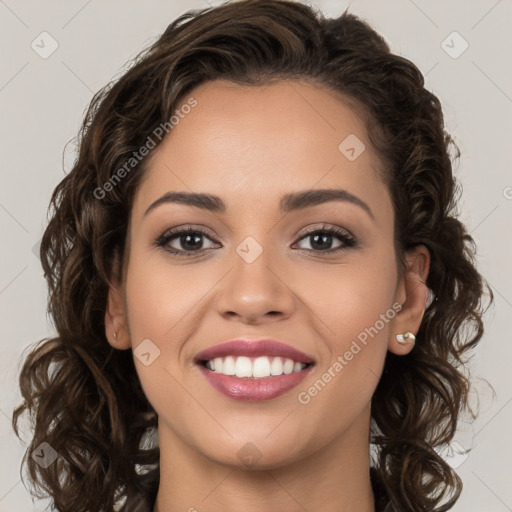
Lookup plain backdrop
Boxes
[1,0,511,510]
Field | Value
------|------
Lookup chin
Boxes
[198,434,311,471]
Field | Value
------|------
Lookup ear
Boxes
[388,244,430,356]
[105,279,131,350]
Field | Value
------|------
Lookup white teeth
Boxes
[270,357,283,375]
[223,356,236,375]
[235,356,252,378]
[253,356,271,378]
[204,356,308,378]
[283,358,294,374]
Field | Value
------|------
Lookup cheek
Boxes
[123,251,208,417]
[293,249,398,406]
[293,274,397,447]
[124,250,209,342]
[297,247,398,347]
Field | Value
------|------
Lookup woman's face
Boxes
[109,79,423,469]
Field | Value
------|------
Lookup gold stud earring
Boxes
[396,332,416,344]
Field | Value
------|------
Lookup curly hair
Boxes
[12,1,493,510]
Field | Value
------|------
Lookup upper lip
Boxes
[194,338,315,364]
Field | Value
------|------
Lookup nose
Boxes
[215,246,296,325]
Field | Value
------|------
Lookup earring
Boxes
[113,331,118,342]
[396,332,416,344]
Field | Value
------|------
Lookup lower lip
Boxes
[198,364,313,401]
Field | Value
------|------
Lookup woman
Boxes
[12,1,492,510]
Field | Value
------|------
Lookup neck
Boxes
[152,411,375,512]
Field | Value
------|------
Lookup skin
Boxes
[105,79,430,512]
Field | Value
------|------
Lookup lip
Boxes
[194,339,315,364]
[194,338,315,402]
[198,364,313,401]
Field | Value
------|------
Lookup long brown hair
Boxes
[12,1,493,510]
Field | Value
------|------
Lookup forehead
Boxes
[133,79,390,220]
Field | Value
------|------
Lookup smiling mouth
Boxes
[198,355,315,379]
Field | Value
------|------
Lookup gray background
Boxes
[1,0,511,510]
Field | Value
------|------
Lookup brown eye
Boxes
[155,227,219,256]
[294,225,356,253]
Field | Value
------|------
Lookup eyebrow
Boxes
[143,188,374,220]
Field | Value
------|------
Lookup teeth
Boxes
[283,358,294,374]
[204,356,308,378]
[223,356,236,375]
[270,356,283,375]
[253,356,271,378]
[235,356,252,378]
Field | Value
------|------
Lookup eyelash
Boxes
[154,224,357,257]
